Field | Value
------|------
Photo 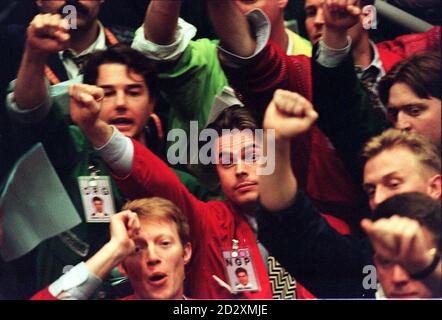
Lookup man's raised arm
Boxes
[143,0,182,45]
[14,14,69,110]
[260,90,318,211]
[207,0,256,57]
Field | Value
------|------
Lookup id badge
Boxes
[222,248,260,293]
[78,176,116,223]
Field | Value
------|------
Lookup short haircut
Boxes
[362,129,441,176]
[373,192,441,250]
[206,105,258,135]
[122,197,190,246]
[235,267,248,275]
[193,106,259,190]
[83,44,158,100]
[92,196,103,202]
[379,51,441,105]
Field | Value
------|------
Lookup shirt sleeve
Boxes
[217,8,271,68]
[315,37,352,68]
[47,262,102,300]
[131,18,197,62]
[256,191,375,298]
[6,79,53,125]
[95,127,134,178]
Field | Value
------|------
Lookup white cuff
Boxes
[316,37,352,68]
[6,79,52,125]
[48,262,102,300]
[131,18,197,62]
[218,8,271,68]
[95,127,134,177]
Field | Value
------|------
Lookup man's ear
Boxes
[277,0,289,10]
[427,174,442,200]
[183,243,192,266]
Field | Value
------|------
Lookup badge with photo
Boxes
[222,248,260,293]
[78,176,116,223]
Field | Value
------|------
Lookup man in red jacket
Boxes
[32,197,192,300]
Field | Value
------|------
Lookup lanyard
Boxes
[44,28,119,85]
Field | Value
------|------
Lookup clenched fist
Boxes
[323,0,361,31]
[26,13,70,56]
[69,83,104,131]
[263,89,318,140]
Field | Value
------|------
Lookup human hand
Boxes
[26,13,70,57]
[263,89,318,140]
[323,0,361,32]
[361,215,436,275]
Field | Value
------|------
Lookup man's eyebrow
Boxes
[388,102,427,110]
[99,84,144,89]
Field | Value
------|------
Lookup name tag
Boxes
[78,176,116,223]
[222,248,260,293]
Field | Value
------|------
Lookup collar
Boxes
[354,41,385,80]
[286,29,293,56]
[59,21,107,60]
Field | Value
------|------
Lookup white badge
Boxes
[78,176,116,223]
[222,248,260,293]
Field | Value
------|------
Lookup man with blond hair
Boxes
[32,197,192,300]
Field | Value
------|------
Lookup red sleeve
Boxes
[113,139,209,246]
[377,26,441,72]
[222,41,312,123]
[30,288,58,300]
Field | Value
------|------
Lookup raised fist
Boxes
[263,89,318,140]
[26,13,70,56]
[69,83,104,131]
[323,0,361,31]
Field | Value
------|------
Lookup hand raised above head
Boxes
[323,0,361,32]
[263,89,318,140]
[26,13,70,56]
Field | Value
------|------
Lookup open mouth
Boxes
[109,118,134,130]
[148,273,168,286]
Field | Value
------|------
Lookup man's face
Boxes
[304,0,365,45]
[36,0,103,30]
[93,200,103,212]
[234,0,287,25]
[375,226,436,298]
[237,271,249,285]
[96,63,154,142]
[123,217,191,300]
[387,83,442,147]
[363,146,438,210]
[215,131,260,210]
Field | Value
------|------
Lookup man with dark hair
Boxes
[5,40,207,298]
[235,267,252,290]
[379,52,441,148]
[91,196,108,218]
[67,81,352,299]
[362,192,441,298]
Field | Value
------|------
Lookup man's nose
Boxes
[235,159,248,177]
[146,246,161,266]
[315,8,325,26]
[395,112,412,131]
[391,264,410,286]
